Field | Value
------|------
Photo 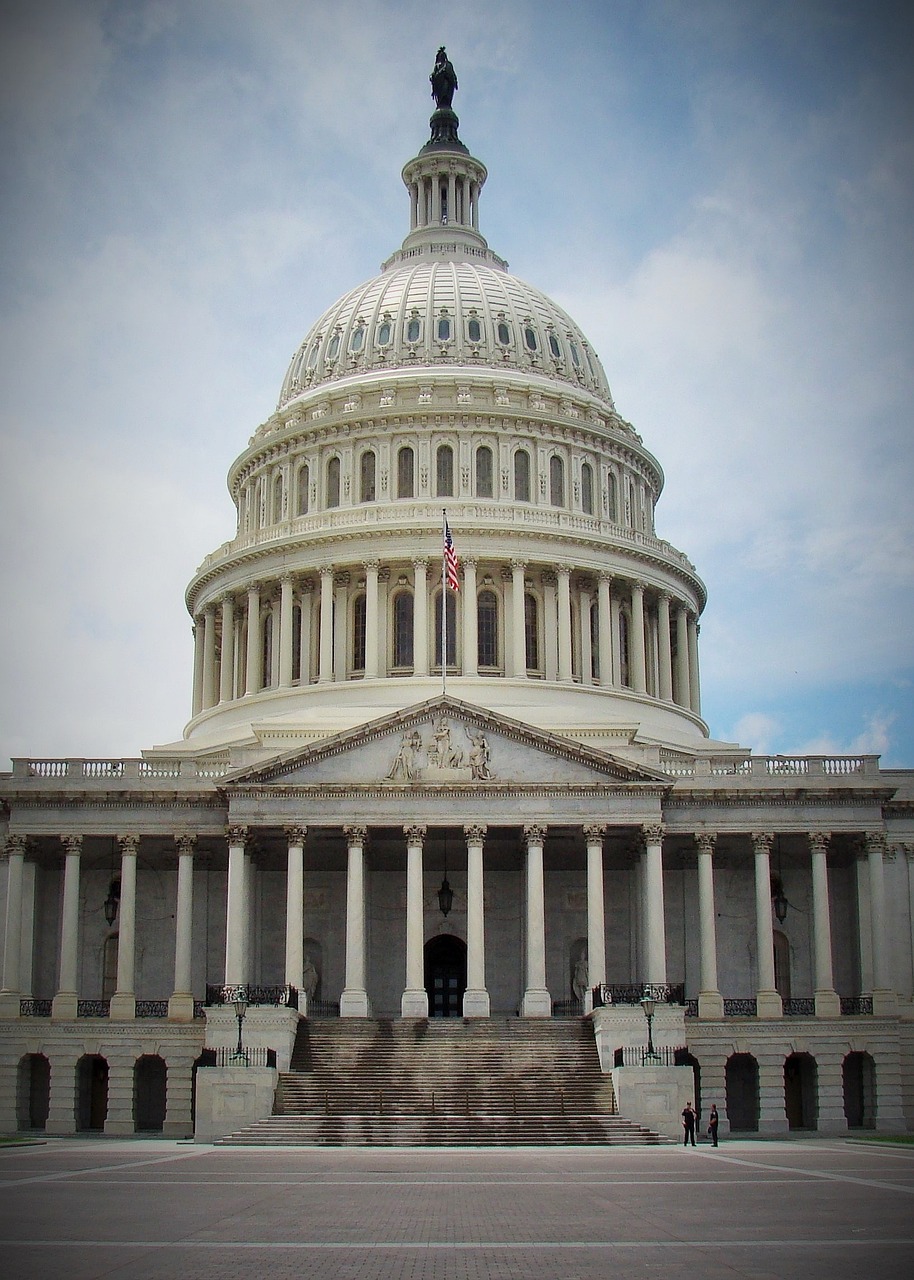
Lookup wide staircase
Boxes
[216,1017,667,1146]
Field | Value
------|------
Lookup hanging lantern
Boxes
[103,879,121,927]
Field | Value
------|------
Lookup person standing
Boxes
[682,1101,697,1146]
[708,1103,720,1147]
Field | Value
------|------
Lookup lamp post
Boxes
[640,994,659,1064]
[233,993,248,1060]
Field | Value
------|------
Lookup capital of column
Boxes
[523,823,547,847]
[540,570,557,587]
[404,824,427,846]
[863,830,887,856]
[344,824,367,846]
[334,571,351,588]
[60,834,83,856]
[510,558,526,571]
[226,824,249,847]
[363,559,380,572]
[808,832,830,856]
[117,834,140,856]
[695,832,717,856]
[2,835,28,859]
[284,825,308,846]
[174,834,196,857]
[319,564,334,580]
[412,558,428,572]
[463,824,487,844]
[462,556,478,571]
[751,831,774,855]
[582,823,606,844]
[642,823,665,845]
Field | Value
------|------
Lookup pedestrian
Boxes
[707,1103,720,1147]
[682,1101,696,1146]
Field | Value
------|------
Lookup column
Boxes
[511,560,527,677]
[333,571,350,681]
[674,605,691,708]
[866,831,895,1013]
[52,834,82,1018]
[752,832,782,1017]
[854,846,873,992]
[695,833,723,1018]
[299,578,314,683]
[413,559,429,675]
[279,575,294,688]
[169,834,196,1020]
[597,574,612,687]
[219,595,235,703]
[688,613,701,715]
[233,612,244,697]
[657,592,673,702]
[642,824,667,986]
[583,824,607,1014]
[521,824,551,1016]
[463,824,490,1016]
[542,571,558,681]
[629,582,647,694]
[284,826,307,997]
[318,566,334,682]
[45,1051,78,1135]
[401,825,428,1016]
[269,595,281,686]
[201,606,217,709]
[191,617,204,715]
[109,834,139,1019]
[341,825,369,1016]
[609,590,622,687]
[224,826,248,986]
[557,566,573,681]
[410,182,418,229]
[245,583,261,694]
[364,560,380,679]
[103,1051,135,1136]
[0,835,27,1015]
[462,558,478,676]
[809,832,840,1017]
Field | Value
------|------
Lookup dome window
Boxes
[548,332,562,360]
[326,457,341,509]
[436,444,455,497]
[524,326,537,352]
[377,321,392,346]
[549,455,565,508]
[406,317,421,343]
[581,462,594,515]
[467,317,482,343]
[306,341,320,370]
[397,446,415,499]
[349,325,365,353]
[496,321,511,346]
[475,445,494,498]
[569,340,580,367]
[327,333,340,361]
[437,316,451,342]
[514,450,531,503]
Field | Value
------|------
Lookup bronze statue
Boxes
[430,47,457,110]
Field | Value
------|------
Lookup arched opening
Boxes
[352,594,367,673]
[434,589,457,669]
[514,449,531,502]
[296,463,309,515]
[524,592,540,673]
[134,1055,167,1132]
[581,462,594,514]
[424,934,467,1018]
[436,444,454,497]
[549,455,565,507]
[725,1053,759,1132]
[392,591,414,670]
[477,589,499,670]
[475,445,493,498]
[77,1055,109,1132]
[674,1050,702,1126]
[326,456,341,508]
[607,471,618,521]
[397,446,415,498]
[272,472,284,523]
[843,1051,877,1129]
[784,1052,818,1130]
[360,450,376,503]
[16,1054,50,1131]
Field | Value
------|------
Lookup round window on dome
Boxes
[406,318,421,343]
[377,322,391,346]
[497,321,511,346]
[548,332,561,359]
[524,326,537,352]
[467,317,482,343]
[437,317,451,342]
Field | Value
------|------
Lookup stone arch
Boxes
[784,1051,817,1130]
[134,1054,167,1132]
[725,1053,759,1132]
[76,1054,109,1132]
[16,1053,50,1131]
[843,1050,876,1129]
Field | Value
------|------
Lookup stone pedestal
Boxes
[168,993,196,1021]
[340,989,370,1018]
[0,992,21,1018]
[612,1066,693,1140]
[698,991,724,1019]
[521,988,551,1017]
[401,988,429,1017]
[814,989,841,1018]
[463,988,491,1017]
[756,989,783,1018]
[194,1066,277,1142]
[108,994,136,1020]
[51,993,77,1020]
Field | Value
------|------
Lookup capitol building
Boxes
[1,55,912,1142]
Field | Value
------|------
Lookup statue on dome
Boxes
[430,47,457,109]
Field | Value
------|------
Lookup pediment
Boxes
[222,697,670,791]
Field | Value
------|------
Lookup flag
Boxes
[443,519,460,591]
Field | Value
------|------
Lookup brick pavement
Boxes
[0,1138,912,1279]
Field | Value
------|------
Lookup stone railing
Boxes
[12,757,232,783]
[661,754,880,780]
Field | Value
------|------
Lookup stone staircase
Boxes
[216,1017,667,1146]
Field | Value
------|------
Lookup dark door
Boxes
[425,934,467,1018]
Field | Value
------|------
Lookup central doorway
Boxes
[424,934,467,1017]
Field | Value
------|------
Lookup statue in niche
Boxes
[428,718,464,769]
[572,952,589,1003]
[387,729,422,781]
[466,727,493,780]
[430,46,457,109]
[302,954,319,1001]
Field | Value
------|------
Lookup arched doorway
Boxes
[725,1053,759,1132]
[76,1055,108,1131]
[843,1051,876,1128]
[134,1055,167,1132]
[785,1052,818,1129]
[16,1054,50,1131]
[424,934,467,1017]
[675,1049,702,1125]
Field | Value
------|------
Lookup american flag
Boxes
[443,519,460,592]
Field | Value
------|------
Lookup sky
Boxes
[1,0,912,768]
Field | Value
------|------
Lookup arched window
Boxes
[475,445,493,498]
[549,455,565,507]
[327,332,340,361]
[393,592,414,669]
[352,594,366,672]
[626,479,636,527]
[434,590,457,667]
[581,462,594,515]
[524,592,540,672]
[437,315,451,342]
[326,457,341,509]
[606,471,618,522]
[297,464,309,516]
[273,472,284,523]
[397,446,415,498]
[436,444,454,497]
[477,590,499,669]
[467,316,482,343]
[377,320,391,346]
[360,450,376,503]
[514,449,531,503]
[349,324,365,353]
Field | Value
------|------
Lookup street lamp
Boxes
[233,993,248,1060]
[640,994,659,1063]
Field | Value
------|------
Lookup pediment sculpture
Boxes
[386,718,494,783]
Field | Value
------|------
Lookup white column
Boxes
[511,560,527,677]
[279,575,294,688]
[610,590,622,687]
[169,834,196,1020]
[413,559,429,675]
[688,613,701,714]
[463,824,490,1016]
[675,605,691,708]
[52,834,82,1018]
[201,606,217,709]
[542,571,558,681]
[410,182,418,229]
[224,826,248,986]
[318,566,334,682]
[578,584,593,683]
[269,595,281,687]
[333,571,349,681]
[341,825,369,1016]
[364,560,380,679]
[643,823,667,985]
[219,595,235,703]
[192,617,204,716]
[557,566,573,681]
[584,824,607,1013]
[245,583,261,695]
[0,835,27,1012]
[657,592,673,702]
[521,823,551,1016]
[597,574,612,687]
[462,558,478,676]
[866,831,894,1012]
[401,825,429,1016]
[284,825,307,997]
[109,834,139,1019]
[299,579,313,683]
[809,832,840,1017]
[752,831,782,1017]
[695,832,723,1018]
[630,582,647,694]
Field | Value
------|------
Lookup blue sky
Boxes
[1,0,912,766]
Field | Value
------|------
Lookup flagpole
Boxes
[441,509,447,698]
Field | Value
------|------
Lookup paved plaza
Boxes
[1,1137,912,1279]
